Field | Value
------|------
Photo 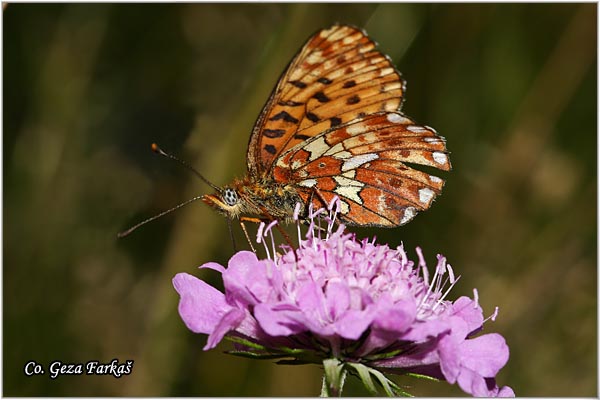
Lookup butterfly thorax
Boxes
[201,175,302,222]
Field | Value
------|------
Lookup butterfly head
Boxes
[202,187,244,219]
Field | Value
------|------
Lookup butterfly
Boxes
[201,24,451,229]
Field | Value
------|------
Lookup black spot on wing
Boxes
[313,91,330,103]
[269,110,299,124]
[290,80,307,89]
[330,117,342,127]
[306,112,321,123]
[343,80,357,88]
[294,134,311,141]
[264,144,277,155]
[317,77,333,84]
[263,129,286,138]
[347,95,361,105]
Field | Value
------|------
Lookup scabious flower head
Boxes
[173,200,513,397]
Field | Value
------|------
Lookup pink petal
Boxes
[456,367,487,396]
[497,385,516,397]
[326,282,350,319]
[334,307,374,339]
[205,308,246,350]
[223,251,271,305]
[254,302,307,336]
[452,296,484,333]
[400,318,450,342]
[296,281,326,319]
[200,262,226,274]
[461,333,510,377]
[437,316,470,383]
[173,273,231,334]
[372,299,416,333]
[456,371,514,397]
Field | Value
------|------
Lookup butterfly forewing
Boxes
[247,25,405,175]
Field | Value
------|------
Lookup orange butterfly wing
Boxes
[272,113,451,226]
[247,24,450,227]
[247,25,404,175]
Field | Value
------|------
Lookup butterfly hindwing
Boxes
[272,113,451,227]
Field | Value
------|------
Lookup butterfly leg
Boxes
[239,217,260,253]
[241,213,298,261]
[240,215,282,254]
[304,186,333,213]
[240,215,295,253]
[255,207,298,253]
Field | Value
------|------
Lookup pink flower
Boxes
[173,201,513,396]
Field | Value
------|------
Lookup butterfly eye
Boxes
[223,188,238,206]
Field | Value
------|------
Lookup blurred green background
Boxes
[4,3,596,396]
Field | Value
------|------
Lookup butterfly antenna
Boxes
[151,143,222,193]
[117,195,204,238]
[118,144,220,238]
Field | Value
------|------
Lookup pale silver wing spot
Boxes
[359,42,375,53]
[339,199,350,214]
[333,175,364,187]
[304,136,330,161]
[418,187,435,205]
[347,124,368,135]
[334,185,363,204]
[324,142,351,159]
[380,67,394,76]
[319,26,337,38]
[298,179,318,188]
[291,160,303,169]
[333,176,365,204]
[342,33,359,45]
[400,206,418,225]
[334,151,352,160]
[386,113,411,124]
[407,125,430,133]
[429,175,443,183]
[305,49,323,65]
[383,81,403,91]
[342,170,356,179]
[324,142,345,156]
[383,102,397,111]
[433,151,448,165]
[369,55,386,65]
[341,153,379,172]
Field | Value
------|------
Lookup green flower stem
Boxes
[321,358,346,397]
